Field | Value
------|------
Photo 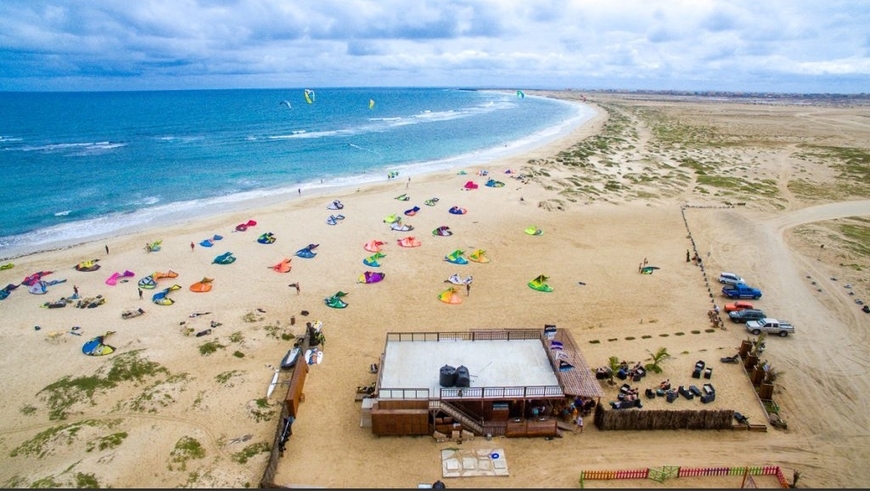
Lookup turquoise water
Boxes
[0,88,590,258]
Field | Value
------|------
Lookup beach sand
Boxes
[1,91,869,488]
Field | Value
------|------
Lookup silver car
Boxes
[719,272,745,285]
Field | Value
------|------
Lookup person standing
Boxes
[73,285,79,297]
[466,282,471,296]
[105,244,109,255]
[190,241,195,252]
[575,414,584,433]
[138,288,143,300]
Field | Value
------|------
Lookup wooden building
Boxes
[368,327,604,438]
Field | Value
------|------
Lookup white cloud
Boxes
[0,0,867,92]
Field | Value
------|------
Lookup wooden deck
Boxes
[546,329,606,398]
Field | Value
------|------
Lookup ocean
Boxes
[0,88,592,259]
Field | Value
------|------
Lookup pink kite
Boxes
[105,270,136,286]
[22,271,53,286]
[397,236,421,248]
[235,219,258,232]
[364,240,386,253]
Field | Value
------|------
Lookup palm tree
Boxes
[644,347,671,374]
[752,332,767,356]
[607,356,621,385]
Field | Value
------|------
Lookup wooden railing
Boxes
[440,385,564,400]
[378,387,430,400]
[386,329,543,343]
[378,384,563,401]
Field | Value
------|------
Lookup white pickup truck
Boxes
[745,318,794,337]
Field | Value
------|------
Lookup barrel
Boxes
[439,365,457,387]
[455,365,470,387]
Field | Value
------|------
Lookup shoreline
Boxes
[3,93,869,488]
[0,94,597,262]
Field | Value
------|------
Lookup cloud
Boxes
[0,0,867,92]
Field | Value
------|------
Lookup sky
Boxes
[0,0,868,93]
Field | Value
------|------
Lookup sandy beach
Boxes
[2,91,870,489]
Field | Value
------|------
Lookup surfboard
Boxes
[267,369,280,398]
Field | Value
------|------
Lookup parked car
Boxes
[728,308,766,323]
[724,300,754,312]
[719,272,745,285]
[722,283,762,299]
[746,318,794,337]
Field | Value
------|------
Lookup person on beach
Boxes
[105,244,109,254]
[289,282,300,295]
[138,288,143,300]
[575,414,584,433]
[466,282,471,296]
[190,241,195,252]
[73,285,79,297]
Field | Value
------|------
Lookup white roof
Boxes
[380,338,559,397]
